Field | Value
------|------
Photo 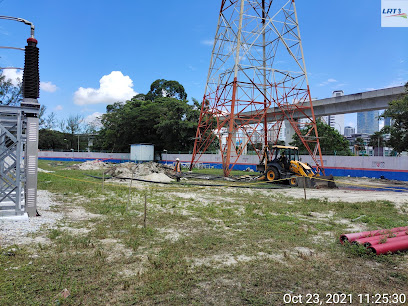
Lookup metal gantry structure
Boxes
[0,106,39,217]
[190,0,324,176]
[0,16,40,217]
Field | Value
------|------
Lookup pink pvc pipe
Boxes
[340,226,408,244]
[353,231,408,247]
[355,232,408,247]
[368,236,408,254]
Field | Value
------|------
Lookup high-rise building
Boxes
[319,91,345,134]
[357,111,379,134]
[384,117,394,127]
[344,126,355,137]
[321,115,345,134]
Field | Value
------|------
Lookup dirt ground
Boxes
[275,186,408,205]
[2,161,408,304]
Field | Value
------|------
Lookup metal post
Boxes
[224,0,245,176]
[262,0,268,149]
[24,113,39,217]
[15,111,22,214]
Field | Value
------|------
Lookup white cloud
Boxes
[40,81,58,93]
[318,78,338,87]
[1,69,23,86]
[54,105,63,111]
[200,39,214,46]
[85,112,103,128]
[2,71,58,94]
[74,71,137,105]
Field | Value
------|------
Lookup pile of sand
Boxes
[75,160,108,170]
[143,173,173,183]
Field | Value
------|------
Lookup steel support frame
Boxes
[0,105,39,217]
[190,0,325,176]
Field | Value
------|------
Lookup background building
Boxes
[344,126,355,137]
[384,117,394,127]
[357,110,379,134]
[321,91,345,134]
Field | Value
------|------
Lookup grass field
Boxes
[1,160,408,305]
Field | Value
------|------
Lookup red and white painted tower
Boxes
[190,0,324,176]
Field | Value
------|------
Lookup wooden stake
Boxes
[143,193,147,229]
[303,177,307,201]
[102,170,105,193]
[128,171,134,210]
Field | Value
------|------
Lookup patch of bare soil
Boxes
[118,254,149,277]
[192,277,242,305]
[157,227,183,242]
[99,238,133,262]
[0,191,102,247]
[294,210,368,234]
[274,187,408,206]
[65,206,102,221]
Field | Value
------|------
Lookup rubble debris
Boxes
[105,162,173,177]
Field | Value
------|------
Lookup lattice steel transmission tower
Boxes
[190,0,324,176]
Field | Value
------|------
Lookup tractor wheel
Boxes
[265,167,279,182]
[289,176,298,187]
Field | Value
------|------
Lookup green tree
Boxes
[59,114,84,150]
[290,119,351,155]
[93,80,221,153]
[380,82,408,154]
[0,70,22,105]
[368,132,385,148]
[38,129,66,150]
[94,95,199,152]
[38,105,57,130]
[145,79,187,101]
[354,137,365,154]
[369,131,385,156]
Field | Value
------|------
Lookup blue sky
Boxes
[1,0,407,128]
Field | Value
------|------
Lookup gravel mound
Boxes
[0,190,63,247]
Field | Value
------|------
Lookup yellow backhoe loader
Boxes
[257,145,336,188]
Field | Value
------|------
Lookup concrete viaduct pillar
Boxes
[285,120,297,145]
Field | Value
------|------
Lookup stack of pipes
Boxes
[340,226,408,255]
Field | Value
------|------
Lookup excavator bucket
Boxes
[294,174,337,189]
[313,174,337,189]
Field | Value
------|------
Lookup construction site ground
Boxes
[1,160,408,304]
